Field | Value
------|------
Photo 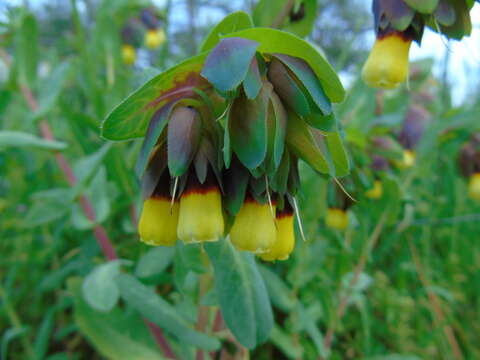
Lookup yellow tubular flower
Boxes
[145,28,166,49]
[122,44,136,65]
[260,203,295,262]
[468,173,480,201]
[230,196,276,254]
[362,32,412,89]
[138,197,179,246]
[177,174,224,244]
[365,180,383,199]
[325,208,348,231]
[402,149,416,168]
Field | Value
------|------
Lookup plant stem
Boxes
[321,213,387,357]
[16,79,176,359]
[0,283,35,358]
[408,238,463,360]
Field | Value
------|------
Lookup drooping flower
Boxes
[122,44,136,65]
[468,173,480,201]
[138,157,179,246]
[145,28,166,49]
[177,171,224,243]
[259,200,295,261]
[362,31,412,89]
[365,180,383,199]
[325,208,348,231]
[362,0,474,89]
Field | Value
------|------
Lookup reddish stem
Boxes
[18,83,176,358]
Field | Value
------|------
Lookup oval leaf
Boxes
[223,28,345,102]
[102,54,208,140]
[116,274,220,350]
[286,112,329,174]
[82,260,126,312]
[205,240,274,349]
[229,83,272,169]
[200,11,254,52]
[201,37,259,94]
[167,106,202,177]
[273,53,332,115]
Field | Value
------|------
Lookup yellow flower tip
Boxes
[144,28,166,49]
[325,208,348,231]
[259,204,295,262]
[361,32,412,89]
[138,197,179,246]
[402,149,416,168]
[365,180,383,200]
[230,196,276,254]
[122,44,136,65]
[468,173,480,201]
[177,175,224,244]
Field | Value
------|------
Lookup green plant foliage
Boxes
[205,240,274,349]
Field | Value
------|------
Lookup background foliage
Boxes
[1,0,480,359]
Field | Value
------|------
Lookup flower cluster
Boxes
[121,8,166,65]
[362,0,474,89]
[135,36,347,261]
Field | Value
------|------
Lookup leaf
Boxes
[273,53,331,115]
[325,131,350,177]
[1,327,30,360]
[258,265,295,312]
[223,28,345,103]
[135,247,175,279]
[201,37,259,94]
[434,0,455,26]
[116,274,220,350]
[304,110,337,131]
[253,0,317,37]
[270,91,287,168]
[243,57,262,99]
[82,260,127,312]
[268,58,311,116]
[200,11,254,52]
[167,106,202,177]
[15,12,38,85]
[403,0,439,14]
[102,53,208,140]
[136,101,177,177]
[205,240,274,349]
[34,61,71,119]
[375,0,415,31]
[229,83,272,169]
[73,143,112,188]
[286,113,329,174]
[0,131,67,150]
[270,326,303,359]
[69,278,163,360]
[25,188,74,227]
[223,157,250,215]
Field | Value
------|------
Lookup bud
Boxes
[138,197,179,246]
[362,32,412,89]
[122,44,136,65]
[177,173,224,243]
[468,173,480,201]
[325,208,348,231]
[230,196,276,253]
[259,202,295,261]
[365,180,383,199]
[145,28,166,50]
